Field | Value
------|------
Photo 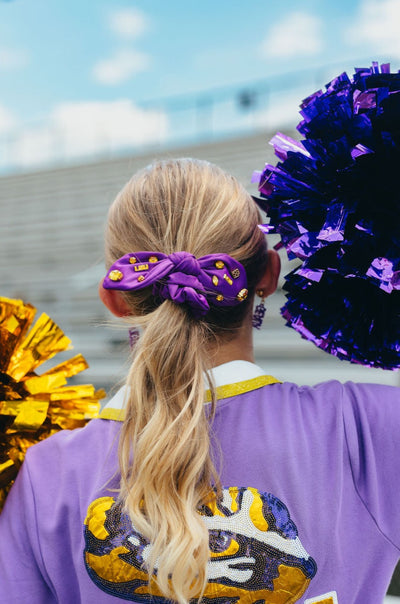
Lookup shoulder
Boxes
[26,417,121,468]
[340,380,400,406]
[217,378,400,438]
[339,380,400,449]
[21,418,121,512]
[222,378,346,412]
[281,379,400,426]
[268,378,400,410]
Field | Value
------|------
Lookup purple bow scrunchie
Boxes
[103,251,248,318]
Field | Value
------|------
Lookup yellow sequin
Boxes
[236,288,248,301]
[109,270,123,282]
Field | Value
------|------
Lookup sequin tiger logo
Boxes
[84,486,317,603]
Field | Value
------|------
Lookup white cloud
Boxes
[0,47,28,70]
[345,0,400,59]
[0,104,16,133]
[7,100,168,168]
[254,90,308,129]
[8,127,55,167]
[93,49,150,85]
[109,7,148,40]
[261,12,323,59]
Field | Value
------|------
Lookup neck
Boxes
[207,314,255,368]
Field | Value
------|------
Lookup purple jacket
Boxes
[0,361,399,603]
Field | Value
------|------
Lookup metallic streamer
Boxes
[0,297,105,510]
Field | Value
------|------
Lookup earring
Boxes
[252,290,266,329]
[128,327,140,349]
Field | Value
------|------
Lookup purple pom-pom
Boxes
[254,62,400,370]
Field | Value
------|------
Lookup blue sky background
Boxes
[1,0,400,168]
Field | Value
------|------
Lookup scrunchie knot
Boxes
[154,252,207,316]
[167,252,201,277]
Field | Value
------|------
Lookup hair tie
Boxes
[103,251,248,318]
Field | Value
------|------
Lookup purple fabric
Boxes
[366,257,394,293]
[1,379,400,602]
[103,251,248,317]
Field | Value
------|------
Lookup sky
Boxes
[1,0,400,169]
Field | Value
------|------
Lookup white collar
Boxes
[102,360,267,413]
[207,360,267,387]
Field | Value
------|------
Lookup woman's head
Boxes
[104,158,269,331]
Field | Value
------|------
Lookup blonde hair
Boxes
[105,158,267,603]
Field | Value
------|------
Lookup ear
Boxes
[98,280,132,317]
[256,249,281,297]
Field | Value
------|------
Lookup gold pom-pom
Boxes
[0,296,105,510]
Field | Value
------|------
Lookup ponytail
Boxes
[119,303,219,602]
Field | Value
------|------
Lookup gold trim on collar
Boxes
[99,375,280,422]
[99,407,126,421]
[204,374,280,403]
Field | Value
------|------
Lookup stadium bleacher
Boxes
[1,130,399,393]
